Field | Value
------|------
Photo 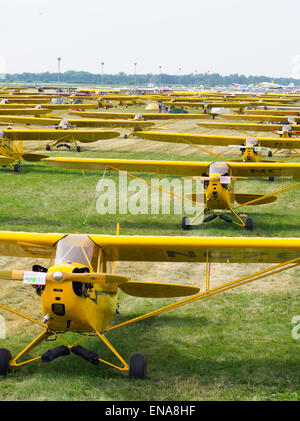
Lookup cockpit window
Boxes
[53,234,100,271]
[245,137,258,146]
[209,162,229,176]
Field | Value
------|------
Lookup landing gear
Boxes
[76,145,81,152]
[268,151,273,157]
[13,163,21,173]
[45,145,51,151]
[245,218,254,230]
[129,353,147,379]
[0,348,12,376]
[268,176,274,182]
[181,216,191,230]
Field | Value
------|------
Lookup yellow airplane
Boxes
[0,230,300,378]
[42,157,300,230]
[0,129,120,171]
[197,121,300,137]
[0,116,155,132]
[131,131,300,162]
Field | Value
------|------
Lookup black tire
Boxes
[245,218,254,230]
[13,164,20,173]
[0,348,12,376]
[268,176,274,182]
[46,145,51,151]
[129,353,147,379]
[268,151,272,157]
[76,145,81,152]
[181,216,191,230]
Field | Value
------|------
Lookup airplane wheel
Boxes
[268,176,274,182]
[124,134,128,139]
[0,349,12,376]
[182,216,191,230]
[76,145,81,152]
[13,164,21,173]
[129,353,147,379]
[245,218,253,230]
[46,145,51,151]
[268,151,273,157]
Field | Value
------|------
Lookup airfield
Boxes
[0,87,300,401]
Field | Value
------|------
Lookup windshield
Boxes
[53,234,100,271]
[245,137,258,146]
[209,162,229,176]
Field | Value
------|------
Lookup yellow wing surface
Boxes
[0,108,51,115]
[0,116,155,129]
[69,111,207,120]
[132,131,300,149]
[0,231,299,265]
[197,121,300,132]
[42,157,300,179]
[221,114,300,123]
[0,129,120,143]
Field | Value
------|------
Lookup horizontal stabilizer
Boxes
[119,281,200,298]
[235,193,277,205]
[22,153,49,162]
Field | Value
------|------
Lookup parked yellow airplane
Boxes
[42,157,300,230]
[0,231,299,378]
[0,129,120,171]
[0,116,155,132]
[131,131,300,162]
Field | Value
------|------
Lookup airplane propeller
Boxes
[0,270,130,285]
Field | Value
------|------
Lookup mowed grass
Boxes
[0,107,300,401]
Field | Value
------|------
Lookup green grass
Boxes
[0,125,300,401]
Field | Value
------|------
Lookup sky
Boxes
[0,0,300,78]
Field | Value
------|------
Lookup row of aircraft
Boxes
[0,87,300,379]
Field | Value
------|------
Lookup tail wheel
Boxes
[0,349,12,376]
[181,216,191,230]
[129,353,147,379]
[245,218,254,230]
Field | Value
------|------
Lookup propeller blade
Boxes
[0,270,130,285]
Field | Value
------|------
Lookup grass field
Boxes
[0,104,300,401]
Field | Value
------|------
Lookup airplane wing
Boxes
[0,231,299,264]
[69,111,207,120]
[42,157,211,176]
[1,129,120,143]
[0,231,64,259]
[197,121,300,132]
[89,235,300,264]
[0,116,154,129]
[42,157,300,179]
[132,131,300,149]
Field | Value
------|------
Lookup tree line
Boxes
[2,70,300,86]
